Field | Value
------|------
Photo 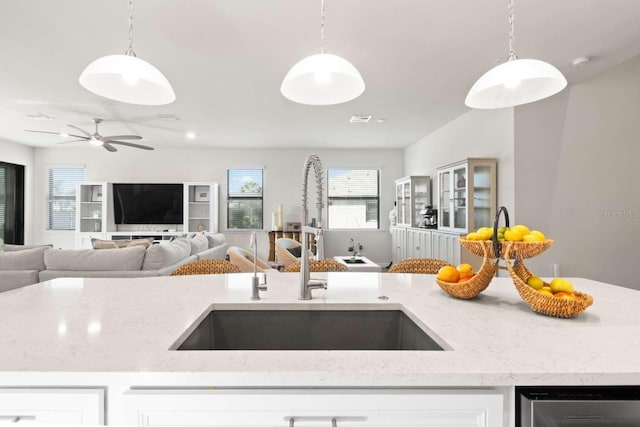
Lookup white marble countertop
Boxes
[1,270,639,387]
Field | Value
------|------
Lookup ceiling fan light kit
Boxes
[465,0,567,109]
[79,0,175,106]
[280,0,365,106]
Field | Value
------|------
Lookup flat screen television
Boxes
[113,183,183,225]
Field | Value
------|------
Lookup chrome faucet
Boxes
[300,154,327,300]
[249,232,267,300]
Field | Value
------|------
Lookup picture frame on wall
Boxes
[194,186,210,202]
[90,186,103,202]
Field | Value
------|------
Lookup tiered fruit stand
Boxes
[437,207,593,318]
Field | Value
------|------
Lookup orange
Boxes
[457,274,474,283]
[456,263,473,276]
[437,266,460,283]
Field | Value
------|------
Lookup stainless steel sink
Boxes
[172,305,445,351]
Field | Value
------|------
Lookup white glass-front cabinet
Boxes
[184,183,219,233]
[123,389,503,427]
[437,159,497,233]
[395,176,431,227]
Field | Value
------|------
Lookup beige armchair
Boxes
[227,246,274,273]
[275,237,314,268]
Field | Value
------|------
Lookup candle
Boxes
[278,204,284,229]
[272,212,279,231]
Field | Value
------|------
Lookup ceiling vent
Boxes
[349,115,372,123]
[157,113,181,121]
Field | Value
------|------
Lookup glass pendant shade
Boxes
[465,58,567,109]
[281,53,365,106]
[79,54,175,106]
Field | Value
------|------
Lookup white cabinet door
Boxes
[0,388,104,425]
[431,231,461,266]
[405,229,432,259]
[391,227,406,263]
[123,389,503,427]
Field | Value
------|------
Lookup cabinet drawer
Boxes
[0,388,104,425]
[124,389,503,427]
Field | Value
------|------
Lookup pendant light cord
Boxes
[320,0,326,54]
[125,0,137,57]
[508,0,517,60]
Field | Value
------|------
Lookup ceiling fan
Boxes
[25,118,154,152]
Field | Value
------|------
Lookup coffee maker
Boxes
[419,205,437,229]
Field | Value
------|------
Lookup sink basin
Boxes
[173,306,445,351]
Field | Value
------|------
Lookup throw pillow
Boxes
[91,238,154,250]
[3,243,53,252]
[286,246,302,258]
[206,233,226,249]
[0,246,49,271]
[187,233,209,255]
[142,239,190,270]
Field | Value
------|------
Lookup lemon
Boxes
[550,278,574,293]
[526,276,544,290]
[466,232,479,240]
[522,233,545,242]
[538,288,554,297]
[505,225,530,242]
[437,266,460,283]
[476,227,493,240]
[530,230,546,240]
[456,263,473,276]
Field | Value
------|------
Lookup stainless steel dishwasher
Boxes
[517,386,640,427]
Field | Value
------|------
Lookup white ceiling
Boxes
[2,0,640,151]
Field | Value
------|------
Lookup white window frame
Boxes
[327,168,381,230]
[46,165,86,231]
[226,168,264,230]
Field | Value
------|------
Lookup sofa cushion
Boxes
[0,270,40,293]
[188,233,209,255]
[91,238,154,250]
[142,239,190,271]
[197,243,229,260]
[3,244,53,252]
[45,246,146,271]
[0,246,48,271]
[206,233,226,249]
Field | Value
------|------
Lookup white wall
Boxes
[0,140,35,243]
[32,147,403,264]
[514,54,640,289]
[404,108,515,218]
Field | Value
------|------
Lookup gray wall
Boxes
[32,147,404,264]
[515,54,640,289]
[404,108,515,220]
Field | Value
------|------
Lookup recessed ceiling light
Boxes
[376,118,386,123]
[349,115,372,123]
[59,133,69,137]
[186,132,196,139]
[572,56,590,67]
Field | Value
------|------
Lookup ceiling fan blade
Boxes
[56,139,89,144]
[67,124,92,137]
[102,143,118,152]
[24,130,88,139]
[101,135,143,141]
[108,140,154,150]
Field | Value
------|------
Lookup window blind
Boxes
[47,167,85,230]
[227,169,263,229]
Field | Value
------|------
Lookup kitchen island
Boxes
[0,271,638,425]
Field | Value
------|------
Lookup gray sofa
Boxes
[0,233,228,293]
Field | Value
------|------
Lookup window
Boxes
[47,166,85,230]
[0,161,26,244]
[327,169,380,229]
[227,169,263,229]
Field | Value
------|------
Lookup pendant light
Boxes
[465,0,567,109]
[281,0,365,106]
[79,0,175,106]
